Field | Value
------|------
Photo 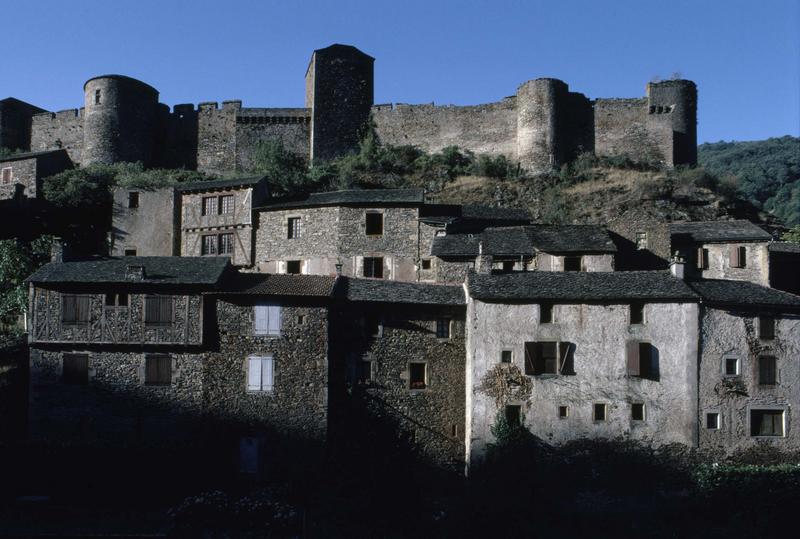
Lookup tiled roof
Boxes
[175,176,266,193]
[256,188,425,210]
[688,280,800,309]
[467,271,698,302]
[669,220,772,243]
[218,272,337,297]
[26,257,230,286]
[769,241,800,254]
[431,225,616,257]
[419,204,531,228]
[334,277,465,305]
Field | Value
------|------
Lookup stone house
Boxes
[0,149,72,202]
[464,269,700,468]
[767,242,800,295]
[110,186,179,257]
[25,256,231,444]
[689,279,800,453]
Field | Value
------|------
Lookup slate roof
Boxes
[769,242,800,254]
[669,220,772,243]
[26,257,230,285]
[467,271,698,302]
[688,280,800,309]
[0,149,67,163]
[419,204,531,227]
[431,225,616,257]
[333,277,465,305]
[256,188,425,210]
[175,176,266,193]
[217,272,337,297]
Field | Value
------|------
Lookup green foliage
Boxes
[0,236,52,333]
[0,147,23,159]
[699,136,800,225]
[250,140,314,196]
[781,225,800,243]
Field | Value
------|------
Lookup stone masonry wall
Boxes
[467,299,699,466]
[234,109,310,172]
[698,307,800,453]
[30,110,84,163]
[204,298,329,441]
[255,206,340,275]
[691,242,770,286]
[594,98,670,165]
[110,187,178,257]
[0,157,36,201]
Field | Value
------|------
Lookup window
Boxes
[540,303,554,324]
[364,314,383,338]
[502,260,515,272]
[365,212,383,235]
[750,409,784,437]
[706,412,720,430]
[558,405,569,419]
[696,247,709,270]
[94,89,101,104]
[286,260,302,274]
[1,167,12,184]
[202,196,216,216]
[356,360,373,385]
[124,248,137,256]
[105,293,128,307]
[62,295,90,325]
[631,403,645,421]
[525,341,575,376]
[635,231,648,250]
[201,235,217,255]
[62,354,89,385]
[128,191,139,208]
[563,256,582,272]
[247,355,274,392]
[254,303,281,336]
[145,354,171,386]
[421,258,432,270]
[505,405,521,426]
[593,403,608,422]
[409,362,427,390]
[626,341,654,378]
[759,356,777,386]
[436,318,451,339]
[500,350,513,364]
[218,233,234,255]
[144,296,173,327]
[287,217,301,239]
[759,316,775,340]
[219,195,234,214]
[629,302,645,325]
[724,357,740,377]
[730,245,747,268]
[363,257,384,279]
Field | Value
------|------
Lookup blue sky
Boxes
[3,0,798,143]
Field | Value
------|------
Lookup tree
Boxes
[0,236,52,334]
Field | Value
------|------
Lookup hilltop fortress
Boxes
[1,44,696,174]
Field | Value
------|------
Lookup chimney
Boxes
[50,238,65,263]
[476,241,494,274]
[669,251,686,279]
[335,263,343,277]
[126,265,146,281]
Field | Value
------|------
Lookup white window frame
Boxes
[1,167,12,185]
[254,303,282,336]
[723,356,740,377]
[247,355,274,392]
[706,411,721,430]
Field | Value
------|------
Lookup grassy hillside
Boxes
[698,136,800,225]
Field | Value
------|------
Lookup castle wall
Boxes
[372,99,518,158]
[234,108,310,172]
[0,156,36,201]
[30,110,84,163]
[0,99,45,151]
[594,98,670,164]
[196,102,237,173]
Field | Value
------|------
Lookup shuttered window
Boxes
[730,245,747,268]
[626,341,653,378]
[247,355,274,392]
[758,356,777,385]
[363,257,384,279]
[62,354,89,385]
[524,341,575,375]
[696,247,709,270]
[144,296,173,327]
[145,354,171,385]
[254,303,281,336]
[62,295,90,324]
[759,316,775,340]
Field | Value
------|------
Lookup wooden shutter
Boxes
[559,342,575,375]
[145,296,159,324]
[639,342,652,377]
[160,297,173,324]
[63,354,89,384]
[254,305,268,335]
[542,342,558,374]
[76,296,90,323]
[145,355,158,384]
[696,248,705,269]
[730,246,740,268]
[248,357,262,390]
[158,356,171,384]
[523,342,536,375]
[63,295,76,323]
[759,317,775,340]
[262,357,274,391]
[267,305,281,335]
[626,341,640,376]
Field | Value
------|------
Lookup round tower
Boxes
[82,75,159,166]
[646,79,697,166]
[516,78,568,174]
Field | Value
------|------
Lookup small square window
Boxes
[421,258,432,270]
[145,354,171,386]
[750,409,784,437]
[409,362,427,390]
[706,412,720,430]
[286,260,302,274]
[630,302,645,325]
[436,318,451,339]
[563,256,582,272]
[505,405,521,426]
[500,350,513,363]
[124,248,137,256]
[287,217,301,239]
[759,316,775,340]
[502,260,515,272]
[593,403,607,421]
[724,357,739,377]
[365,212,383,235]
[558,405,569,419]
[363,257,384,279]
[297,315,305,325]
[631,403,645,421]
[635,232,648,250]
[540,303,554,324]
[128,191,139,209]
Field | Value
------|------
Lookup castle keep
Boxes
[1,44,696,174]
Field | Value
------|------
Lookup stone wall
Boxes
[110,187,178,257]
[689,242,770,286]
[0,157,36,201]
[29,348,205,445]
[196,102,237,174]
[535,252,615,272]
[234,109,310,172]
[30,109,84,163]
[330,303,467,470]
[204,297,329,441]
[607,209,671,271]
[255,206,340,274]
[30,287,203,346]
[698,307,800,453]
[0,99,45,151]
[467,299,699,467]
[594,98,668,164]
